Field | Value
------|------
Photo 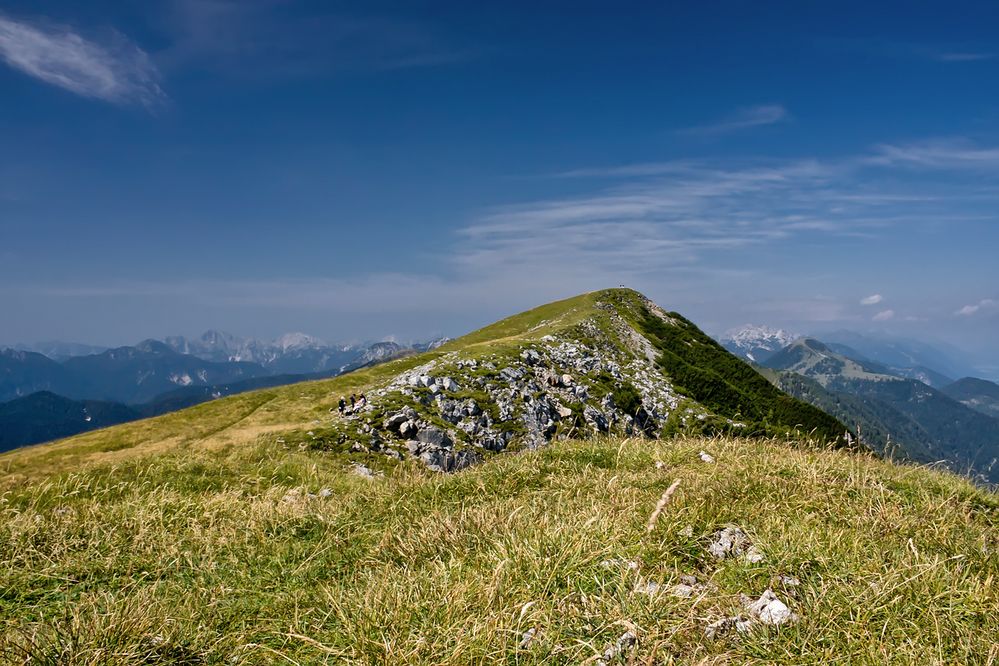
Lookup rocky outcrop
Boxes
[314,296,741,473]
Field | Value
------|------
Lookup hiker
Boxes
[358,393,367,407]
[350,394,356,410]
[337,397,346,414]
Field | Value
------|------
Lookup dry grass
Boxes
[2,434,997,665]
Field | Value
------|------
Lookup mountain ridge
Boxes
[0,289,848,480]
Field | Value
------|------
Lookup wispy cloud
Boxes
[826,38,995,65]
[872,309,895,322]
[454,142,999,279]
[860,294,883,306]
[158,0,473,78]
[0,12,164,106]
[955,299,997,316]
[935,52,994,62]
[679,104,788,136]
[868,139,999,169]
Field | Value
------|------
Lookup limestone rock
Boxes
[597,630,637,665]
[708,526,763,562]
[744,589,797,626]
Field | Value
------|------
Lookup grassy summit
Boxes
[0,289,843,484]
[1,289,996,663]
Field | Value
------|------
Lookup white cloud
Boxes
[680,104,788,135]
[867,139,999,169]
[955,299,997,316]
[455,149,987,279]
[860,294,883,306]
[872,309,895,321]
[0,13,164,106]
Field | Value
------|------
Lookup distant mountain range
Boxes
[810,329,980,381]
[0,331,450,452]
[6,318,996,486]
[758,337,999,484]
[0,343,268,405]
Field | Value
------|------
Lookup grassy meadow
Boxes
[2,434,997,664]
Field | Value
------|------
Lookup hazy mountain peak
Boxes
[720,324,799,363]
[274,332,326,351]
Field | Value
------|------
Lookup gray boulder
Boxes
[417,426,453,448]
[583,406,609,432]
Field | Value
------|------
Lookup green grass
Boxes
[1,435,996,664]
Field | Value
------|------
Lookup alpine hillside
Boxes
[0,335,445,453]
[1,290,996,665]
[0,289,846,483]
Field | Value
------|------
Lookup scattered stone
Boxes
[383,412,409,431]
[655,460,667,470]
[318,488,333,498]
[678,525,695,538]
[398,420,418,438]
[597,630,637,665]
[780,575,801,587]
[633,580,661,596]
[699,450,716,463]
[518,627,537,650]
[583,405,609,432]
[671,583,695,599]
[351,463,381,479]
[419,446,482,473]
[744,589,797,626]
[500,367,524,382]
[520,349,542,365]
[705,616,754,640]
[600,558,640,571]
[708,526,762,562]
[440,377,460,392]
[670,574,709,598]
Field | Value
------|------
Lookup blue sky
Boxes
[1,1,997,367]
